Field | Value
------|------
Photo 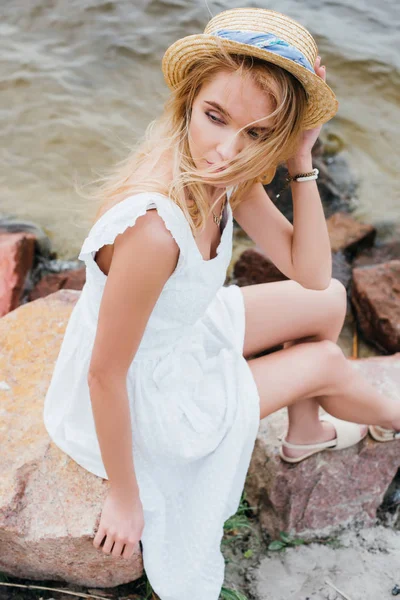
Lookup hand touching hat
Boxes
[162,7,338,130]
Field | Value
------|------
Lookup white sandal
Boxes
[279,414,368,464]
[368,425,400,442]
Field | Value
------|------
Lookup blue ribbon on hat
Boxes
[211,29,315,74]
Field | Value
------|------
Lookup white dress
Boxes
[43,187,261,600]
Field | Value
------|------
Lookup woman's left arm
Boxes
[287,56,332,290]
[287,154,332,290]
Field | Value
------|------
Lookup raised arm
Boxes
[88,207,180,557]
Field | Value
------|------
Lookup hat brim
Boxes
[162,34,338,130]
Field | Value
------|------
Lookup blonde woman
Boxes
[43,7,400,600]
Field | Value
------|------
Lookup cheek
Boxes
[191,116,206,146]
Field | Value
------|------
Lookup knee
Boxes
[326,278,347,316]
[319,339,346,367]
[311,340,347,384]
[328,277,347,299]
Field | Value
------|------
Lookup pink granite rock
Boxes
[0,232,36,317]
[233,247,288,286]
[352,240,400,269]
[351,259,400,354]
[326,212,376,255]
[244,353,400,540]
[0,290,143,587]
[28,267,86,301]
[232,246,352,290]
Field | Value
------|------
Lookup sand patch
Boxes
[248,526,400,600]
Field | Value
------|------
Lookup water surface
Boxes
[1,0,398,258]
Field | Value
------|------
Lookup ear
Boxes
[255,166,276,185]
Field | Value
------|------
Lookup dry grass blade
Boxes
[352,323,358,359]
[0,582,108,599]
[325,578,354,600]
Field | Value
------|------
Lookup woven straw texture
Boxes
[162,8,339,129]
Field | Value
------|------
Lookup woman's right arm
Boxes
[87,208,180,557]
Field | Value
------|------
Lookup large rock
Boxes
[351,259,400,354]
[232,247,288,286]
[326,211,376,255]
[352,240,400,268]
[0,217,53,259]
[0,232,36,317]
[264,139,357,221]
[28,267,86,301]
[0,290,143,587]
[232,248,352,290]
[244,353,400,540]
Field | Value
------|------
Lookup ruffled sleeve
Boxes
[78,192,189,285]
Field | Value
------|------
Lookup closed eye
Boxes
[205,111,261,140]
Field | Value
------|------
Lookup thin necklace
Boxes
[187,190,227,227]
[212,195,226,227]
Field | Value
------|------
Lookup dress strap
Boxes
[78,192,189,281]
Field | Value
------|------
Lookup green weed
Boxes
[219,585,249,599]
[268,531,340,552]
[268,531,306,551]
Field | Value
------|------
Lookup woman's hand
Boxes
[93,486,144,560]
[291,56,328,159]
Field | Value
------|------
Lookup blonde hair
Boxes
[77,44,307,235]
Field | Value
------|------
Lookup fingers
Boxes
[93,529,139,560]
[93,526,106,549]
[315,55,327,81]
[101,532,115,554]
[121,541,138,560]
[111,539,125,557]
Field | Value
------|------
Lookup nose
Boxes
[215,132,243,163]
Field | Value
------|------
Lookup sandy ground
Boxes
[246,526,400,600]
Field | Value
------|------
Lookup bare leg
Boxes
[249,339,400,431]
[283,294,366,457]
[240,278,369,458]
[282,336,368,458]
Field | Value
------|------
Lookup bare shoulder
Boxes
[95,206,180,277]
[112,207,180,277]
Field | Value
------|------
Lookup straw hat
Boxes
[162,7,338,130]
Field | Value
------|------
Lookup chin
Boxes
[212,181,229,188]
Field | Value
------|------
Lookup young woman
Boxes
[43,7,400,600]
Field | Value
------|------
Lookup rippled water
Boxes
[1,0,399,259]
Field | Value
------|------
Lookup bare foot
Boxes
[281,421,368,460]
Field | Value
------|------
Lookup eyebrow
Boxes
[204,100,270,132]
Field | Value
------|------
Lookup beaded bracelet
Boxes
[276,168,319,198]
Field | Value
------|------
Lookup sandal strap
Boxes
[281,438,337,451]
[374,426,400,440]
